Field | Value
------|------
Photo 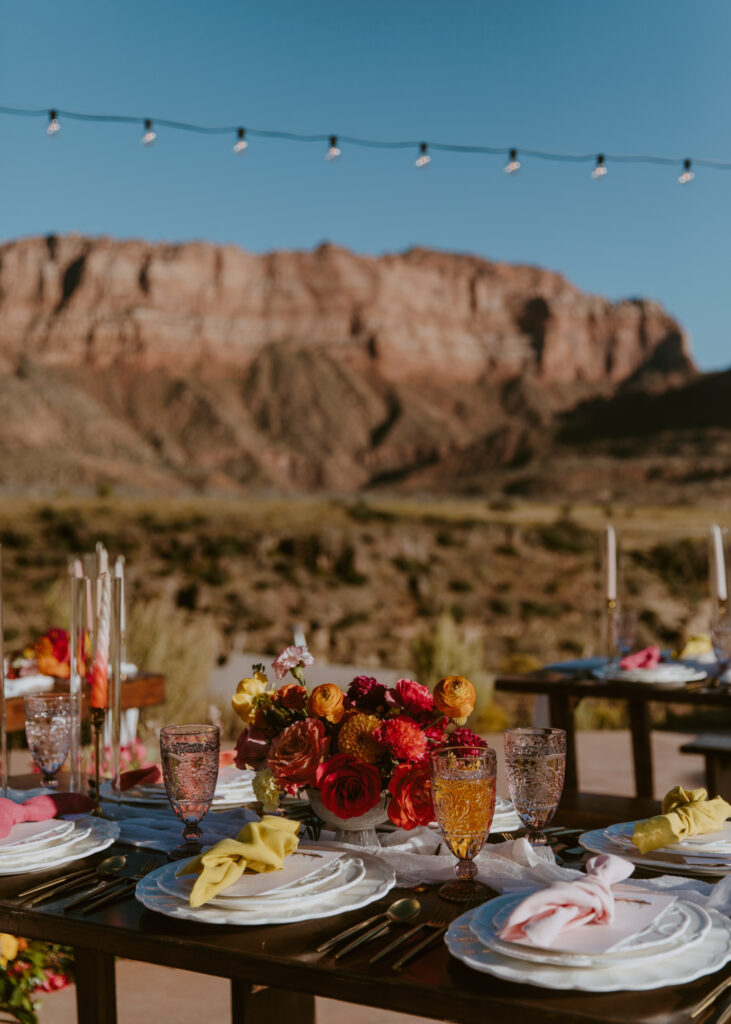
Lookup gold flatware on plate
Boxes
[369,901,453,965]
[334,898,421,959]
[316,897,420,955]
[690,973,731,1018]
[78,860,158,914]
[500,832,515,842]
[63,859,157,914]
[19,855,128,907]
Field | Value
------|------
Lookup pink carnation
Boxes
[393,678,434,719]
[373,716,427,762]
[272,645,314,680]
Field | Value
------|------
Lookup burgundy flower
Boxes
[267,718,330,795]
[234,726,269,771]
[445,727,488,756]
[345,675,388,711]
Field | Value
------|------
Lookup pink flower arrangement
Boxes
[233,647,480,828]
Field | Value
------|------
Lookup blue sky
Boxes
[0,0,729,370]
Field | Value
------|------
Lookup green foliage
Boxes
[632,538,708,597]
[0,940,74,1024]
[535,518,593,554]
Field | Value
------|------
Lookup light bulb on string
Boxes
[678,158,695,185]
[141,119,157,146]
[591,154,607,179]
[504,148,521,174]
[233,128,248,154]
[46,110,61,136]
[415,142,431,168]
[325,135,341,161]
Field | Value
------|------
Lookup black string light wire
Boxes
[1,104,729,182]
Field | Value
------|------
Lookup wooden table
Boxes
[4,673,165,733]
[0,792,725,1024]
[495,670,731,798]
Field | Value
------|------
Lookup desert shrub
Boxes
[449,578,473,593]
[632,538,707,597]
[534,519,593,555]
[332,611,369,631]
[574,699,628,730]
[333,545,367,585]
[128,596,221,735]
[489,597,511,616]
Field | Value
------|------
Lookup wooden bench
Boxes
[680,732,731,795]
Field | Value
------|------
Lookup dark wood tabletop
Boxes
[495,670,731,798]
[0,791,726,1024]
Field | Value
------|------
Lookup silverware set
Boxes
[13,856,158,914]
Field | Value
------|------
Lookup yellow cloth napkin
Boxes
[676,635,713,659]
[633,786,731,854]
[178,815,299,908]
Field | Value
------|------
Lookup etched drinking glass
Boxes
[430,745,497,903]
[160,724,220,860]
[610,610,638,663]
[505,728,566,846]
[711,613,731,685]
[24,694,73,788]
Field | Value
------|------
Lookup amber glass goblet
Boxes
[429,745,496,903]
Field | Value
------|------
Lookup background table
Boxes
[495,670,731,798]
[0,792,726,1024]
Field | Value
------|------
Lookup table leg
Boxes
[548,694,578,794]
[628,700,654,799]
[74,947,117,1024]
[230,981,315,1024]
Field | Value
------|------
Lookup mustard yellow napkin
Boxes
[177,815,299,908]
[633,786,731,854]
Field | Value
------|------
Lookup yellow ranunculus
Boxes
[232,671,268,724]
[0,933,19,966]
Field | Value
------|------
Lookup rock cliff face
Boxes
[0,234,700,496]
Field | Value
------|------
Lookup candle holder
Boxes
[90,707,105,813]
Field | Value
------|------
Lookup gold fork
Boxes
[500,832,515,841]
[63,859,157,913]
[370,902,453,967]
[79,860,159,914]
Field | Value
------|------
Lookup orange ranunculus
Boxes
[35,637,71,679]
[277,683,308,711]
[307,683,345,724]
[433,675,476,725]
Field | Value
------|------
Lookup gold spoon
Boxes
[334,898,422,959]
[318,896,421,955]
[25,855,128,907]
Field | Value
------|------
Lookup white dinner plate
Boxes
[604,821,731,856]
[592,664,707,686]
[0,819,76,850]
[580,827,731,876]
[0,822,94,866]
[470,893,710,967]
[160,855,367,911]
[445,902,731,991]
[136,847,395,926]
[0,817,119,876]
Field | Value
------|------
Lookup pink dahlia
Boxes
[392,678,434,719]
[373,716,427,762]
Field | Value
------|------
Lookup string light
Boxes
[591,154,607,179]
[504,148,521,174]
[2,104,728,181]
[678,158,695,185]
[325,135,341,161]
[141,119,157,146]
[415,142,431,168]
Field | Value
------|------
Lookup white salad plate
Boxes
[604,821,731,856]
[592,664,707,686]
[136,848,395,926]
[580,826,731,876]
[0,822,94,866]
[470,893,710,968]
[0,817,119,876]
[445,901,731,991]
[161,855,367,912]
[0,819,76,850]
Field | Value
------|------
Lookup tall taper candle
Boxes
[91,572,111,710]
[711,525,728,602]
[605,525,617,603]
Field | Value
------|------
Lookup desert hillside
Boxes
[0,234,720,500]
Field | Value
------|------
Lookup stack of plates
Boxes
[580,821,731,876]
[102,766,256,810]
[592,663,707,686]
[491,797,523,834]
[445,890,731,991]
[0,817,119,876]
[136,843,395,925]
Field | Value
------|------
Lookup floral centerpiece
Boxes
[231,645,484,836]
[7,628,71,681]
[0,932,73,1024]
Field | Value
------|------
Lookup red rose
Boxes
[387,762,433,830]
[234,726,269,770]
[277,683,308,711]
[315,753,382,819]
[393,678,434,719]
[267,718,330,795]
